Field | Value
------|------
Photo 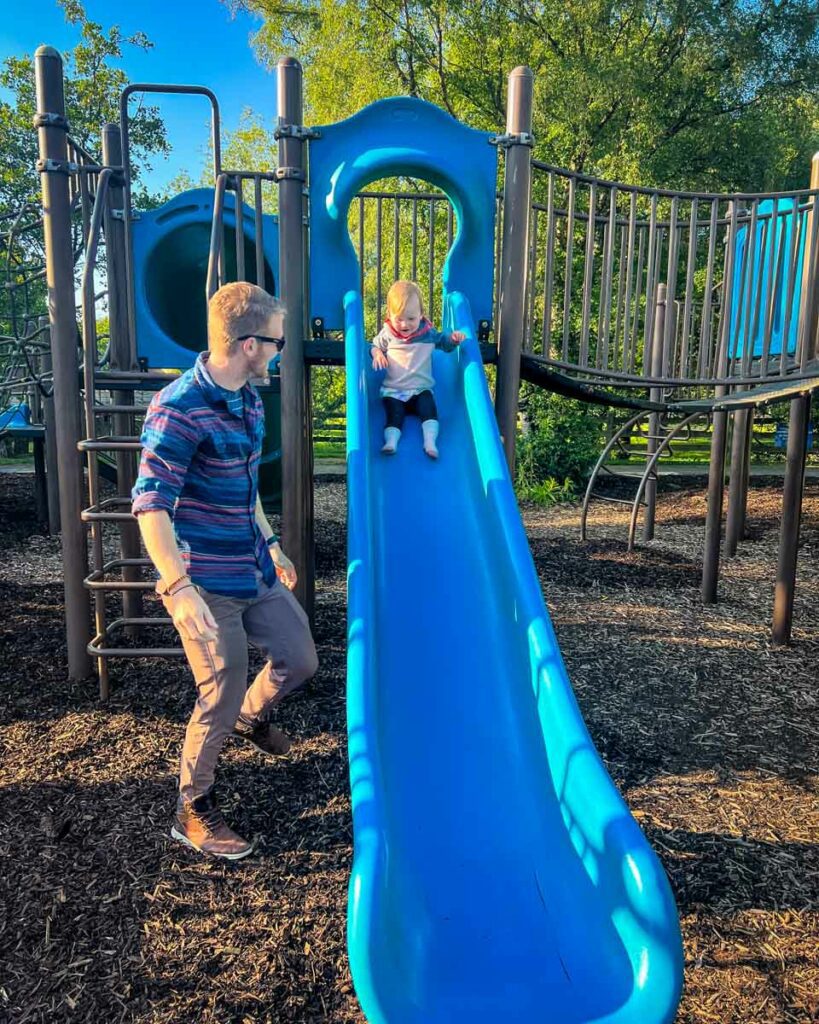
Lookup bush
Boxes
[516,389,606,502]
[520,476,577,505]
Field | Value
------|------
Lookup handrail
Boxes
[79,166,113,692]
[119,83,223,385]
[206,173,230,301]
[526,353,819,390]
[532,159,819,204]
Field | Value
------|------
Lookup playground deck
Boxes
[0,472,817,1024]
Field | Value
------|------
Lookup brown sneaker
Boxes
[170,790,254,860]
[233,720,292,757]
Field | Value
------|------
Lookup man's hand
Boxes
[372,348,389,370]
[166,587,219,642]
[450,331,466,345]
[269,541,297,590]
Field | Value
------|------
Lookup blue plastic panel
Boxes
[132,187,279,370]
[309,98,497,331]
[729,198,807,361]
[344,287,684,1023]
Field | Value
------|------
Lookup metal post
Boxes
[702,406,729,603]
[40,319,60,534]
[102,124,142,631]
[772,151,819,643]
[702,200,739,605]
[27,329,48,526]
[740,407,754,539]
[643,284,666,541]
[35,46,91,678]
[772,395,811,643]
[277,57,314,618]
[495,66,534,475]
[725,407,753,557]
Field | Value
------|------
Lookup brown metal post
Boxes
[739,407,754,539]
[772,152,819,643]
[102,124,142,630]
[725,407,753,557]
[702,200,740,605]
[39,319,60,534]
[277,57,314,618]
[772,395,811,643]
[495,66,534,475]
[35,46,91,678]
[643,284,666,541]
[702,405,729,603]
[28,326,48,526]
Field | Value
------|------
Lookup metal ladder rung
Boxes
[589,493,647,506]
[93,404,149,415]
[78,436,142,452]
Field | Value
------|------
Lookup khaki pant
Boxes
[166,577,318,801]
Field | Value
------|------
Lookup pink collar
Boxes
[385,317,433,342]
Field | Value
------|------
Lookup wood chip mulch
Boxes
[0,472,817,1024]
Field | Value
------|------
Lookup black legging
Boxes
[383,390,438,429]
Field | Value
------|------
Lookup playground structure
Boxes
[15,43,819,1024]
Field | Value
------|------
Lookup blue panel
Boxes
[132,187,279,370]
[0,402,32,432]
[309,98,497,330]
[345,287,684,1023]
[729,198,807,361]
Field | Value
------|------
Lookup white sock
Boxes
[382,427,401,453]
[422,419,439,458]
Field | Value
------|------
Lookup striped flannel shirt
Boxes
[131,353,277,598]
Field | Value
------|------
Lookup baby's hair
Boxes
[386,280,425,319]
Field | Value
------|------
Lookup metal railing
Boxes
[206,169,279,300]
[525,161,819,394]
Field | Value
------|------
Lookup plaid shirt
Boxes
[132,353,277,598]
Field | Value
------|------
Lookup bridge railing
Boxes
[526,161,819,391]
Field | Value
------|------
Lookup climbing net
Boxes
[0,202,53,406]
[1,144,106,415]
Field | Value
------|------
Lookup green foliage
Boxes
[311,364,347,430]
[518,475,577,506]
[227,0,819,193]
[516,388,606,497]
[150,108,279,212]
[0,0,168,212]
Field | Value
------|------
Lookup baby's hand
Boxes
[450,331,466,345]
[372,349,389,370]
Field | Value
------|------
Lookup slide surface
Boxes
[345,289,684,1024]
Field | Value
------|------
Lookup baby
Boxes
[371,280,465,458]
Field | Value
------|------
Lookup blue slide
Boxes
[344,288,684,1024]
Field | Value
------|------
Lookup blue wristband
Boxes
[266,534,279,547]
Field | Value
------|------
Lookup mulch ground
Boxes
[0,471,817,1024]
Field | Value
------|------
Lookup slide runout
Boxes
[345,289,683,1023]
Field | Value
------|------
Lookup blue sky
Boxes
[1,0,277,192]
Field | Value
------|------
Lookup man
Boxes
[132,282,318,860]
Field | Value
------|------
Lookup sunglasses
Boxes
[237,333,286,352]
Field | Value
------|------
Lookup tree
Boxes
[0,0,169,213]
[0,1,169,395]
[224,0,819,192]
[157,108,279,211]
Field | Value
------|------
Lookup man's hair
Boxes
[386,279,425,319]
[208,282,285,355]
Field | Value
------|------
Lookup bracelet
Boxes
[157,573,190,597]
[165,583,196,600]
[266,535,279,548]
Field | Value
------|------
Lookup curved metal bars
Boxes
[627,412,706,550]
[119,83,222,384]
[580,411,647,540]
